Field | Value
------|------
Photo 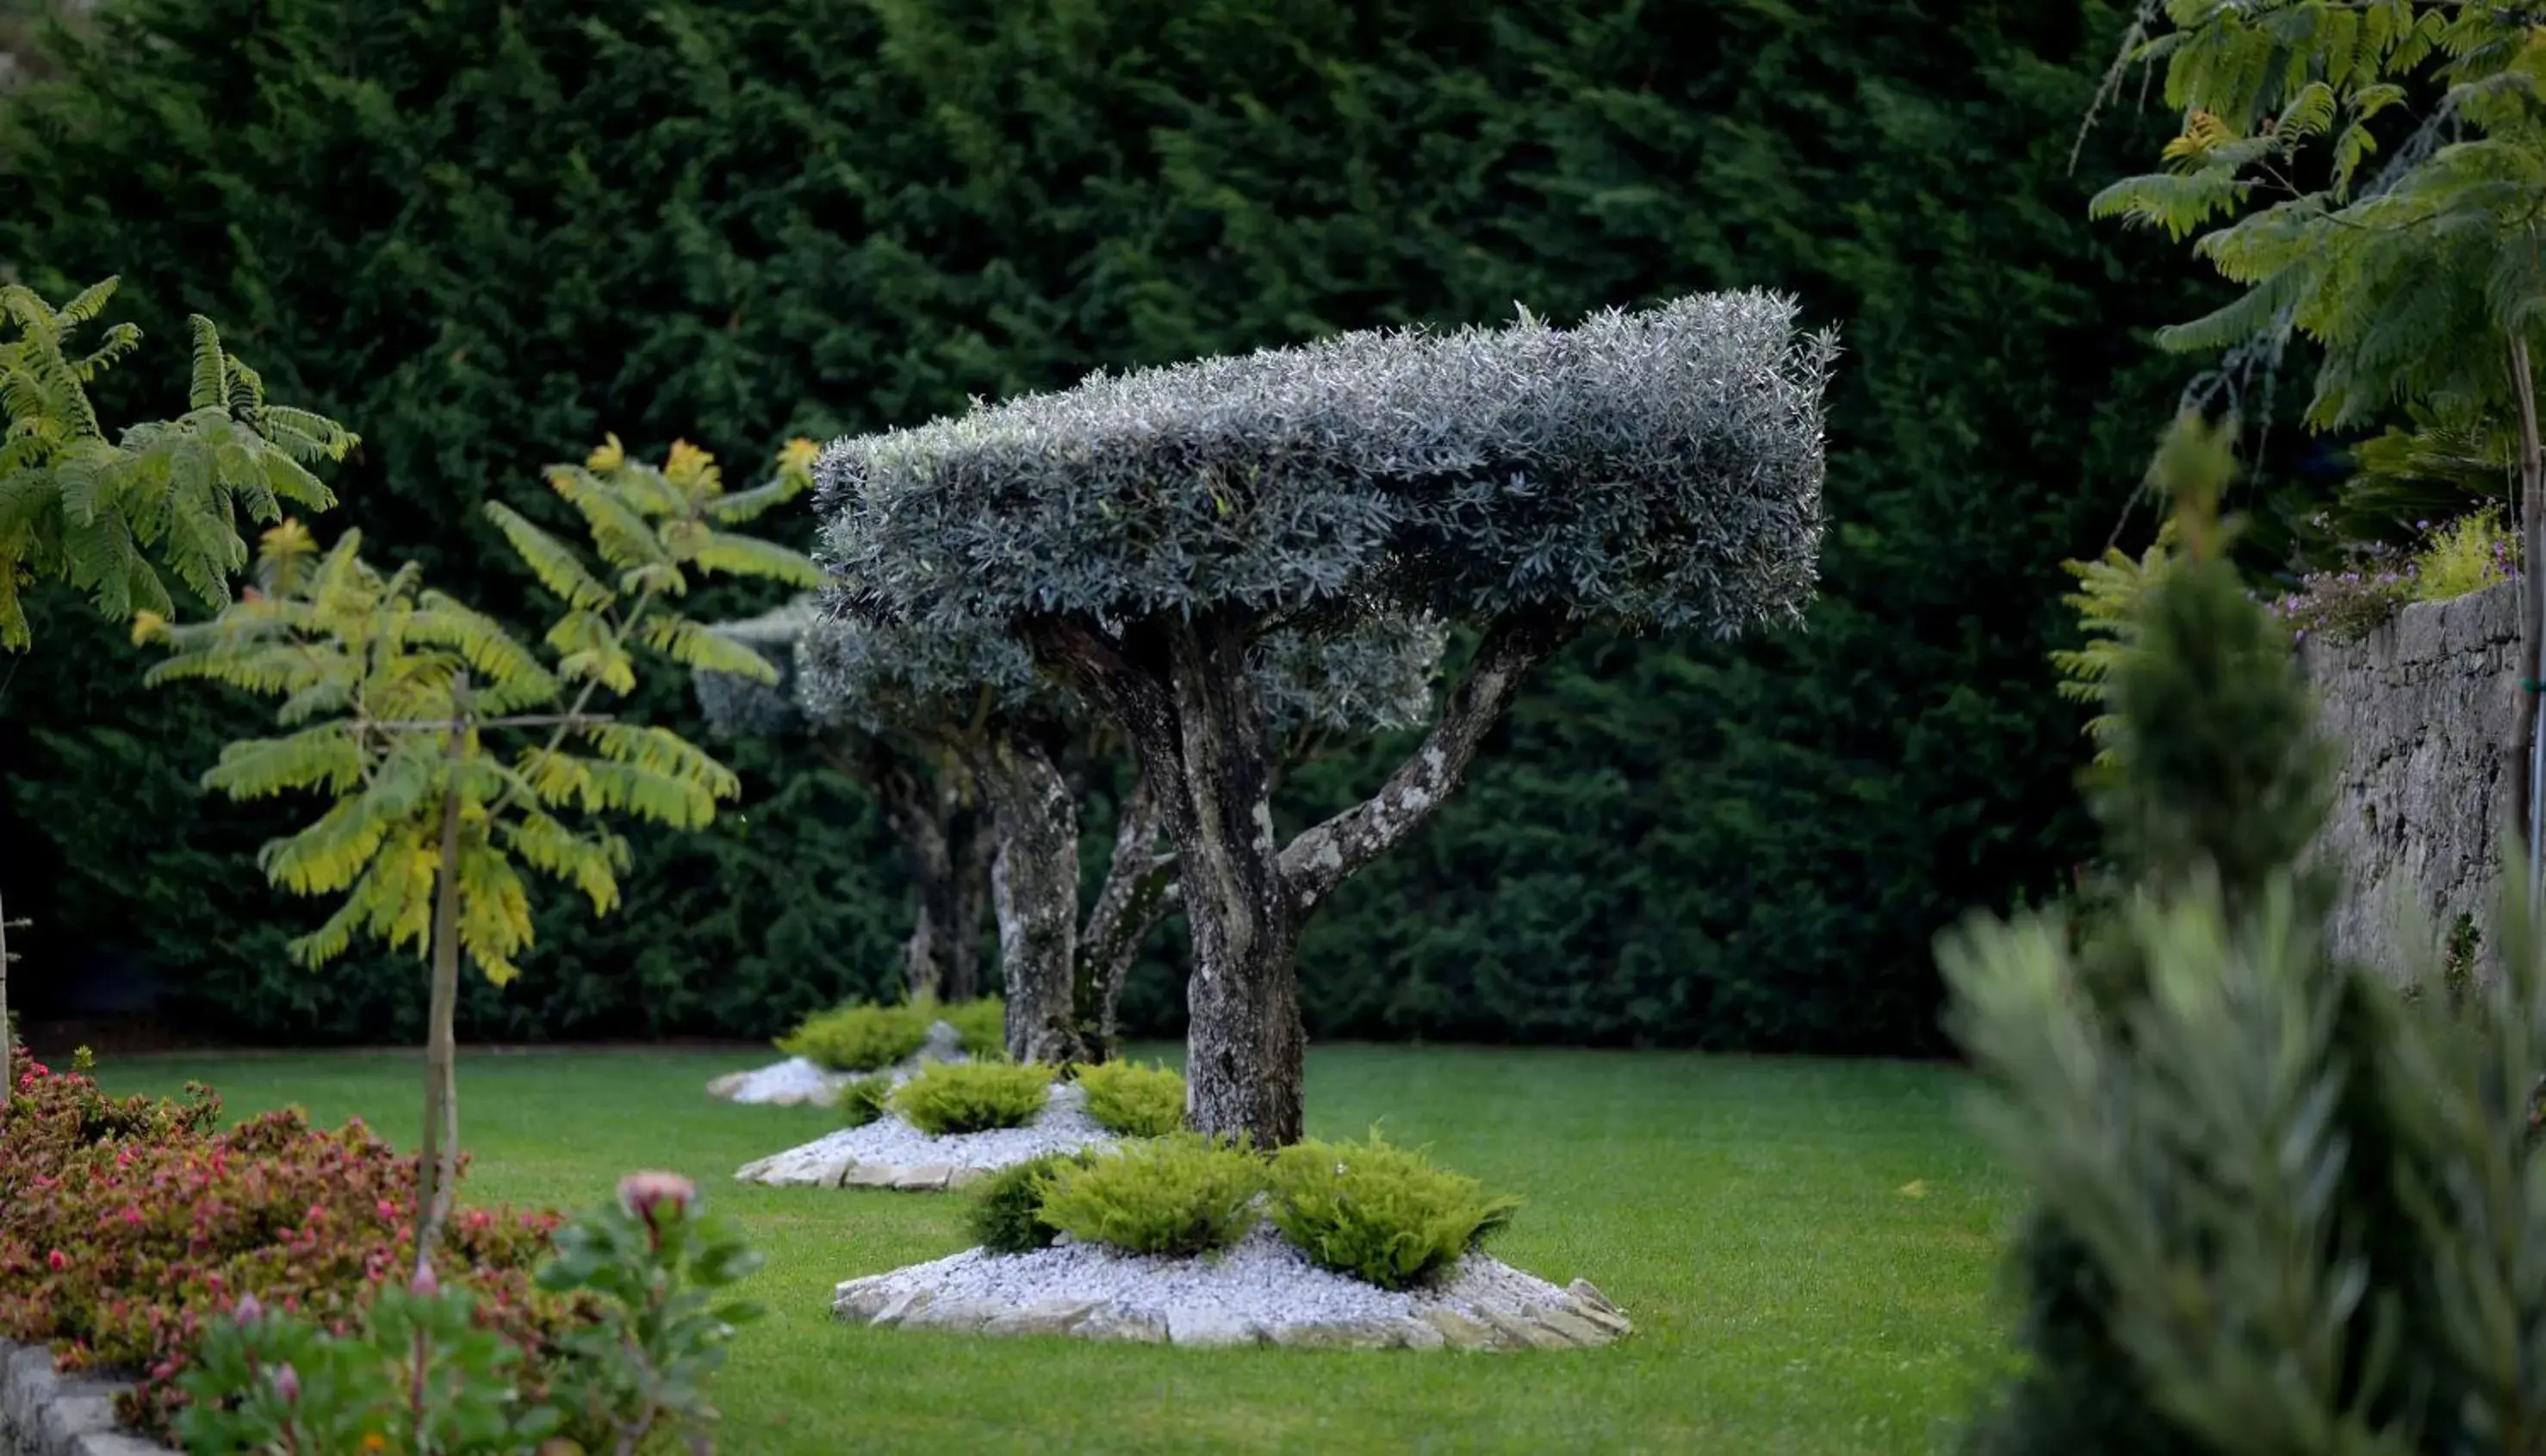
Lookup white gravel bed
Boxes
[830,1221,1633,1349]
[706,1056,848,1106]
[708,1020,970,1106]
[732,1082,1115,1190]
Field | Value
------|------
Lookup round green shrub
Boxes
[891,1061,1054,1136]
[836,1073,894,1129]
[1265,1130,1519,1290]
[965,1150,1099,1255]
[774,1001,931,1073]
[1037,1133,1264,1257]
[1073,1059,1186,1137]
[941,997,1007,1058]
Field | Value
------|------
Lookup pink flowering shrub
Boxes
[0,1044,585,1440]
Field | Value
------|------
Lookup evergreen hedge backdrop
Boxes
[0,0,2212,1053]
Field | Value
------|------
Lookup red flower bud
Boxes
[45,1249,67,1273]
[410,1261,440,1298]
[269,1363,299,1403]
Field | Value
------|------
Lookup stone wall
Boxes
[2301,581,2524,976]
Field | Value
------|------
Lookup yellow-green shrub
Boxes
[1073,1060,1185,1137]
[1265,1130,1518,1289]
[835,1074,894,1129]
[774,1002,930,1073]
[964,1150,1099,1255]
[1036,1134,1263,1256]
[940,997,1006,1058]
[2409,510,2518,604]
[890,1062,1053,1136]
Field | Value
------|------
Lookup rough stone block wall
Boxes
[0,1343,161,1456]
[2300,581,2523,976]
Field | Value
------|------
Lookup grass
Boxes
[88,1044,2019,1455]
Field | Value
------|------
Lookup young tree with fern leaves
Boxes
[2087,0,2546,876]
[0,275,353,1125]
[141,436,819,1256]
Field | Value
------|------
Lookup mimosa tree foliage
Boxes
[0,277,356,648]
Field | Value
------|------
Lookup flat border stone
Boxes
[0,1341,168,1456]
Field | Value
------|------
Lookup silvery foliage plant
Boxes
[814,291,1836,649]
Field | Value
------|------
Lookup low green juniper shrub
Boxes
[965,1150,1100,1255]
[1265,1129,1519,1289]
[775,1001,931,1073]
[1037,1133,1264,1257]
[891,1062,1053,1136]
[1072,1060,1185,1137]
[836,1073,895,1129]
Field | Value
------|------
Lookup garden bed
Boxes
[732,1082,1114,1190]
[708,1016,977,1106]
[830,1223,1630,1349]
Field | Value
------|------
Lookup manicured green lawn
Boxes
[90,1044,2019,1455]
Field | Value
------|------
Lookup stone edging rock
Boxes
[736,1155,998,1192]
[0,1342,167,1456]
[836,1273,1632,1349]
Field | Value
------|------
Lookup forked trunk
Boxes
[978,735,1084,1063]
[1033,610,1567,1149]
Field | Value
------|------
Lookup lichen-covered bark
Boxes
[975,734,1084,1064]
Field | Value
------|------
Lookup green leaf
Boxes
[487,500,617,610]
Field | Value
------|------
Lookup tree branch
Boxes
[1078,772,1177,1050]
[1278,610,1573,913]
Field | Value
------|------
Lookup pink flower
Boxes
[234,1294,263,1324]
[269,1363,299,1403]
[410,1261,440,1298]
[618,1170,696,1229]
[45,1249,66,1273]
[376,1199,398,1222]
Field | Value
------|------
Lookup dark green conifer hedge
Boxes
[0,0,2210,1050]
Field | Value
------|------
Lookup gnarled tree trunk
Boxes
[873,751,957,1001]
[975,734,1084,1063]
[1036,609,1567,1148]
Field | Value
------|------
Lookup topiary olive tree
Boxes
[744,586,1441,1066]
[816,293,1837,1143]
[693,598,996,1006]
